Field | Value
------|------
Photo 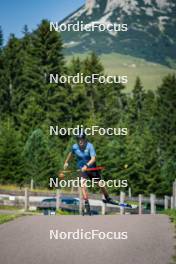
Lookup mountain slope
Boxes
[59,0,176,67]
[66,52,176,91]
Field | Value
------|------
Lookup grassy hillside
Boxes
[66,53,176,92]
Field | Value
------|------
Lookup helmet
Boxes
[76,131,86,140]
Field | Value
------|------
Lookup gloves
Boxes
[81,165,88,172]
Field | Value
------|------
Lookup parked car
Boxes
[37,196,98,215]
[37,196,79,214]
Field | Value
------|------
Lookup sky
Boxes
[0,0,85,43]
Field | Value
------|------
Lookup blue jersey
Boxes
[71,142,96,169]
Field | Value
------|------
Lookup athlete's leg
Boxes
[90,171,111,200]
[81,177,89,201]
[79,173,91,214]
[98,184,116,203]
[80,177,91,214]
[98,184,110,200]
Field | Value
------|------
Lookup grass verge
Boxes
[56,209,79,215]
[0,214,21,225]
[165,209,176,224]
[0,205,21,210]
[164,209,176,264]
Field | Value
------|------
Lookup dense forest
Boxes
[0,20,176,196]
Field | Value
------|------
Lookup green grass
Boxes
[164,210,176,264]
[0,205,21,210]
[66,52,176,92]
[164,209,176,224]
[126,201,139,206]
[0,214,20,224]
[56,209,79,215]
[0,184,21,191]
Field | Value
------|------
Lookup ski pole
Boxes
[58,166,105,178]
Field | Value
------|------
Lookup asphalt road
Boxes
[0,215,174,264]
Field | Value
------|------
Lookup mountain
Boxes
[59,0,176,67]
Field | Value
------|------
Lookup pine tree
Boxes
[30,19,69,127]
[156,74,176,193]
[2,34,27,124]
[0,120,25,185]
[10,30,44,130]
[67,56,91,124]
[0,26,3,50]
[68,57,82,75]
[83,53,104,117]
[23,129,56,187]
[0,28,11,119]
[130,77,145,128]
[103,82,126,126]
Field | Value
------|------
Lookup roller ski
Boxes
[82,200,91,216]
[102,197,137,209]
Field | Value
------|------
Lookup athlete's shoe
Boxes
[102,197,119,205]
[103,197,133,208]
[119,203,132,208]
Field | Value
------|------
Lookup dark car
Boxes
[37,196,98,215]
[37,196,80,215]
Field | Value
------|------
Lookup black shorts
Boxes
[80,170,101,181]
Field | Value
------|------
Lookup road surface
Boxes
[0,215,174,264]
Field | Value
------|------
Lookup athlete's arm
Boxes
[82,143,96,172]
[88,143,96,166]
[64,152,73,169]
[87,156,96,167]
[82,156,96,172]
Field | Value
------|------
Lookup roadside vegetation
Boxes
[0,214,21,224]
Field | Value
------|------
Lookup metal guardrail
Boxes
[0,189,166,205]
[0,186,173,215]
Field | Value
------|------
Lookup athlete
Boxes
[63,132,114,214]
